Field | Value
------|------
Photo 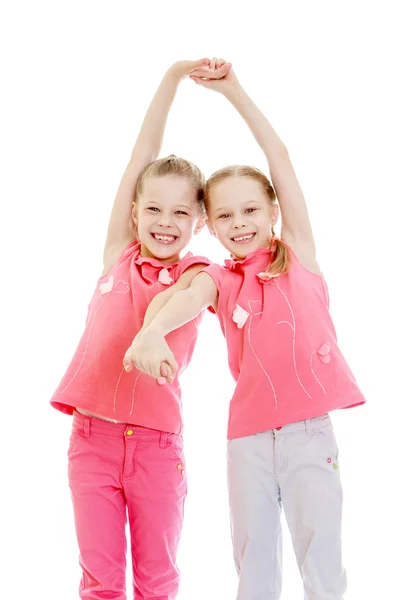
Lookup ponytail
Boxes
[263,233,291,278]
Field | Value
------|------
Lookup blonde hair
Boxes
[205,165,291,277]
[135,155,205,209]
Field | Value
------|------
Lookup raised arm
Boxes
[191,60,318,270]
[103,58,220,274]
[123,272,218,380]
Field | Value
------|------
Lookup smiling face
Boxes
[207,176,279,259]
[133,174,204,263]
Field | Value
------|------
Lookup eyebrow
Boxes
[174,204,194,211]
[213,207,231,215]
[213,200,264,213]
[142,200,194,212]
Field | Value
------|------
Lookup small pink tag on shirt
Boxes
[257,272,279,281]
[232,304,250,329]
[317,343,331,364]
[158,268,173,285]
[99,275,114,295]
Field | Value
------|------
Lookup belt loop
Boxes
[83,417,91,438]
[159,431,168,448]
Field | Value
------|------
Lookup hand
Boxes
[169,58,232,84]
[190,57,238,94]
[123,328,178,383]
[168,58,210,82]
[158,361,175,385]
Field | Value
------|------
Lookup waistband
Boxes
[272,414,331,437]
[71,410,180,442]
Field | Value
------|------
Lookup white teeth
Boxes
[154,234,176,241]
[232,234,255,242]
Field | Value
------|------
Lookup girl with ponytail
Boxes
[124,59,365,600]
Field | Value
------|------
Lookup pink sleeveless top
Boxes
[50,242,210,433]
[204,246,365,439]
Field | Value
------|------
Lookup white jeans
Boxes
[227,414,346,600]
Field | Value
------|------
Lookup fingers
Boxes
[188,68,211,79]
[164,354,178,380]
[184,58,210,76]
[190,63,231,80]
[214,62,231,78]
[160,361,170,378]
[123,348,134,372]
[126,356,178,382]
[164,354,179,379]
[212,57,229,71]
[190,76,213,88]
[192,57,210,68]
[160,361,174,384]
[188,58,230,79]
[123,339,178,383]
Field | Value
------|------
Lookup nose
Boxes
[232,216,248,229]
[156,214,173,227]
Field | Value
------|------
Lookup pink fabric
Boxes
[50,242,210,433]
[68,411,186,599]
[203,245,365,440]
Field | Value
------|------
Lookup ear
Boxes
[206,219,217,237]
[131,202,139,226]
[194,212,207,235]
[271,203,280,227]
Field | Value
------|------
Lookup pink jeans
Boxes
[68,411,187,600]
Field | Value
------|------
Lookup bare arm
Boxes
[225,84,317,265]
[141,263,210,329]
[102,58,214,274]
[123,272,218,379]
[192,61,318,271]
[145,271,217,335]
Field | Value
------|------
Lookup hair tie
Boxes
[269,236,277,252]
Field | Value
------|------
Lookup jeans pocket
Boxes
[314,421,339,464]
[168,435,185,463]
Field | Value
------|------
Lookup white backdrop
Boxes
[1,1,399,598]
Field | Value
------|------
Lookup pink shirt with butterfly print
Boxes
[50,241,210,433]
[203,246,365,440]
